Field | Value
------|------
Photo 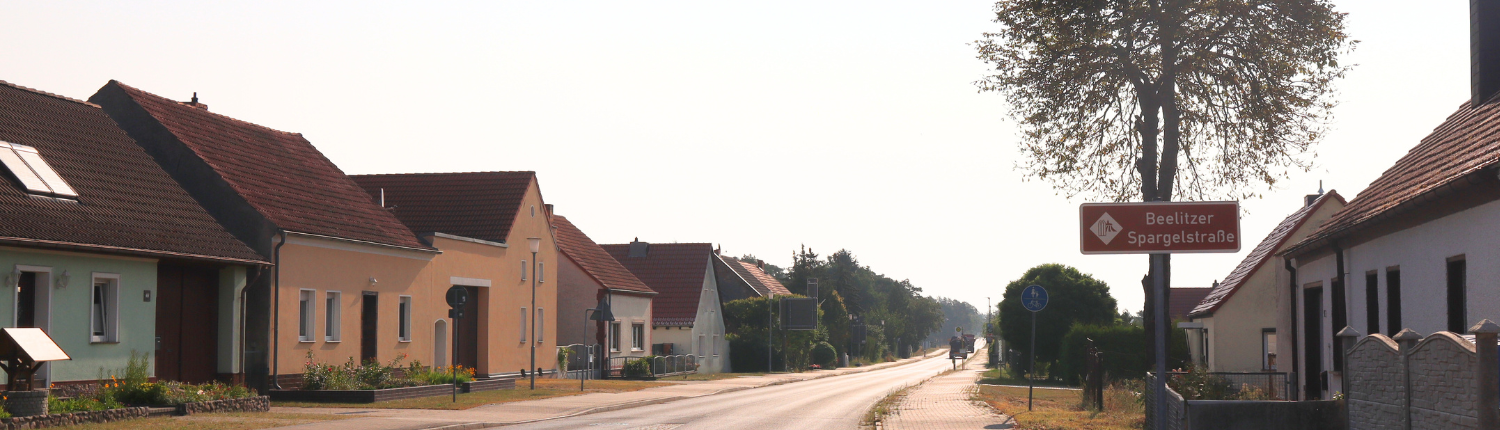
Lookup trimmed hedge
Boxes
[1055,323,1190,385]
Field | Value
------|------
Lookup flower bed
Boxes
[269,352,510,403]
[38,352,257,416]
[0,396,269,430]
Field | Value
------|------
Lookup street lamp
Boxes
[528,237,542,390]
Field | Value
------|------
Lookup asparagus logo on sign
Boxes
[1090,212,1121,245]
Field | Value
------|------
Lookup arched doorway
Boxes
[434,319,448,368]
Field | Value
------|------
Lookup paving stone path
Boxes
[885,341,1010,430]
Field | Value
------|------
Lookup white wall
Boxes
[604,293,653,358]
[644,258,729,373]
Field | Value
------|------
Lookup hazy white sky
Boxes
[0,1,1470,315]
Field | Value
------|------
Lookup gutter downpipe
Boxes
[1286,258,1300,401]
[1333,242,1347,393]
[271,229,287,389]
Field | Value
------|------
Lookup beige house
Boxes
[1186,191,1344,374]
[552,215,656,375]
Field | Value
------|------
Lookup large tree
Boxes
[976,0,1352,366]
[999,264,1118,368]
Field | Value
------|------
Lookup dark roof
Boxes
[1190,192,1345,318]
[0,80,263,263]
[1169,288,1213,321]
[1287,100,1500,255]
[720,256,791,296]
[552,216,654,295]
[601,242,714,326]
[350,171,535,244]
[93,81,427,250]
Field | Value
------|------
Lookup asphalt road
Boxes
[505,350,972,430]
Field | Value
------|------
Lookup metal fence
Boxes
[559,344,599,380]
[1161,371,1292,400]
[1145,373,1186,430]
[651,355,697,377]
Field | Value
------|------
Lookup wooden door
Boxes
[361,293,378,363]
[155,264,220,383]
[456,287,481,370]
[1303,286,1323,400]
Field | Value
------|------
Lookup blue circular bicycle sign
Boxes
[1022,285,1048,312]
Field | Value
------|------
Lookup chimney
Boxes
[1475,0,1500,106]
[757,260,765,269]
[184,92,209,110]
[628,238,649,258]
[1305,181,1325,207]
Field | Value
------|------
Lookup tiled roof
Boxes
[92,81,428,250]
[0,80,263,263]
[720,256,791,296]
[602,242,714,327]
[552,216,654,295]
[1169,288,1212,321]
[1287,100,1500,255]
[1189,192,1345,318]
[350,171,535,243]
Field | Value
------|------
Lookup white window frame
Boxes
[539,262,545,283]
[325,291,342,342]
[610,322,621,352]
[89,273,120,343]
[536,307,544,344]
[521,260,528,281]
[712,334,719,356]
[520,307,528,342]
[632,323,645,351]
[298,289,316,342]
[398,295,413,342]
[1262,329,1277,371]
[697,334,705,357]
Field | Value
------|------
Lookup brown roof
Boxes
[552,216,654,295]
[92,81,427,250]
[1169,288,1212,321]
[350,171,535,244]
[1287,100,1500,255]
[720,256,791,296]
[0,80,263,263]
[601,242,714,326]
[1189,192,1344,318]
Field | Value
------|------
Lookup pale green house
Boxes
[0,80,266,390]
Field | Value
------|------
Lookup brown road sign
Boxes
[1080,201,1240,254]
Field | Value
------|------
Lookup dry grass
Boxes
[60,412,349,430]
[272,379,669,410]
[973,384,1144,430]
[861,382,918,428]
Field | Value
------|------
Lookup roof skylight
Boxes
[0,141,77,198]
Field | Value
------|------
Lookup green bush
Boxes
[623,357,654,378]
[1054,323,1190,385]
[811,342,838,368]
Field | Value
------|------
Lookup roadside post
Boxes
[1079,201,1240,430]
[1021,284,1048,411]
[445,286,468,403]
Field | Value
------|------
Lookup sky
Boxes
[0,1,1471,316]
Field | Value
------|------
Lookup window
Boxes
[1365,272,1379,335]
[1262,329,1277,371]
[610,322,621,352]
[521,260,528,281]
[1387,268,1402,335]
[1448,257,1467,333]
[536,308,544,343]
[398,296,412,342]
[632,323,645,351]
[712,335,719,356]
[325,291,342,342]
[697,334,705,356]
[519,307,527,342]
[0,141,77,197]
[90,274,119,343]
[298,289,316,342]
[539,262,545,283]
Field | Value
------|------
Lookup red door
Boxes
[155,264,220,383]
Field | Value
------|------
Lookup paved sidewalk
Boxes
[885,341,1009,430]
[271,349,949,429]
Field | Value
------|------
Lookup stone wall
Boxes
[1408,333,1478,429]
[1344,326,1498,430]
[1347,334,1404,430]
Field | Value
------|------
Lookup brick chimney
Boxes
[183,92,208,110]
[1475,0,1500,106]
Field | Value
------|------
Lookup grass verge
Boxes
[60,412,349,430]
[977,367,1078,388]
[972,384,1143,430]
[861,382,919,428]
[660,372,767,381]
[272,379,668,410]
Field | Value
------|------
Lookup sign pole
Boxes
[1029,309,1036,411]
[1152,253,1168,430]
[1020,284,1047,412]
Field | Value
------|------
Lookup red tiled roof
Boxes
[552,216,654,295]
[601,242,714,327]
[92,81,427,250]
[351,171,535,244]
[1287,100,1500,255]
[1189,192,1345,318]
[1169,288,1212,321]
[0,80,263,263]
[720,256,791,296]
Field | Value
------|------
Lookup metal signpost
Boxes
[445,286,468,403]
[1021,284,1048,411]
[1079,201,1239,430]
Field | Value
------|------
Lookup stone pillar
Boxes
[1337,326,1362,398]
[1393,329,1423,430]
[1469,320,1500,430]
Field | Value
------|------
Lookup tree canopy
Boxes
[778,246,945,360]
[999,264,1118,366]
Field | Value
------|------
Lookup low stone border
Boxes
[177,396,270,415]
[0,396,268,429]
[461,378,515,393]
[270,379,516,403]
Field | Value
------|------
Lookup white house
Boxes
[602,240,730,373]
[552,215,656,374]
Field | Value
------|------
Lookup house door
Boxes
[361,293,378,363]
[155,264,220,383]
[15,272,37,328]
[13,269,49,387]
[1303,286,1324,400]
[455,286,481,370]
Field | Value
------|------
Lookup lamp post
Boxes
[528,237,541,390]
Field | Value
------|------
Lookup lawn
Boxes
[658,372,767,381]
[60,412,350,430]
[272,379,668,410]
[977,367,1079,388]
[973,384,1144,430]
